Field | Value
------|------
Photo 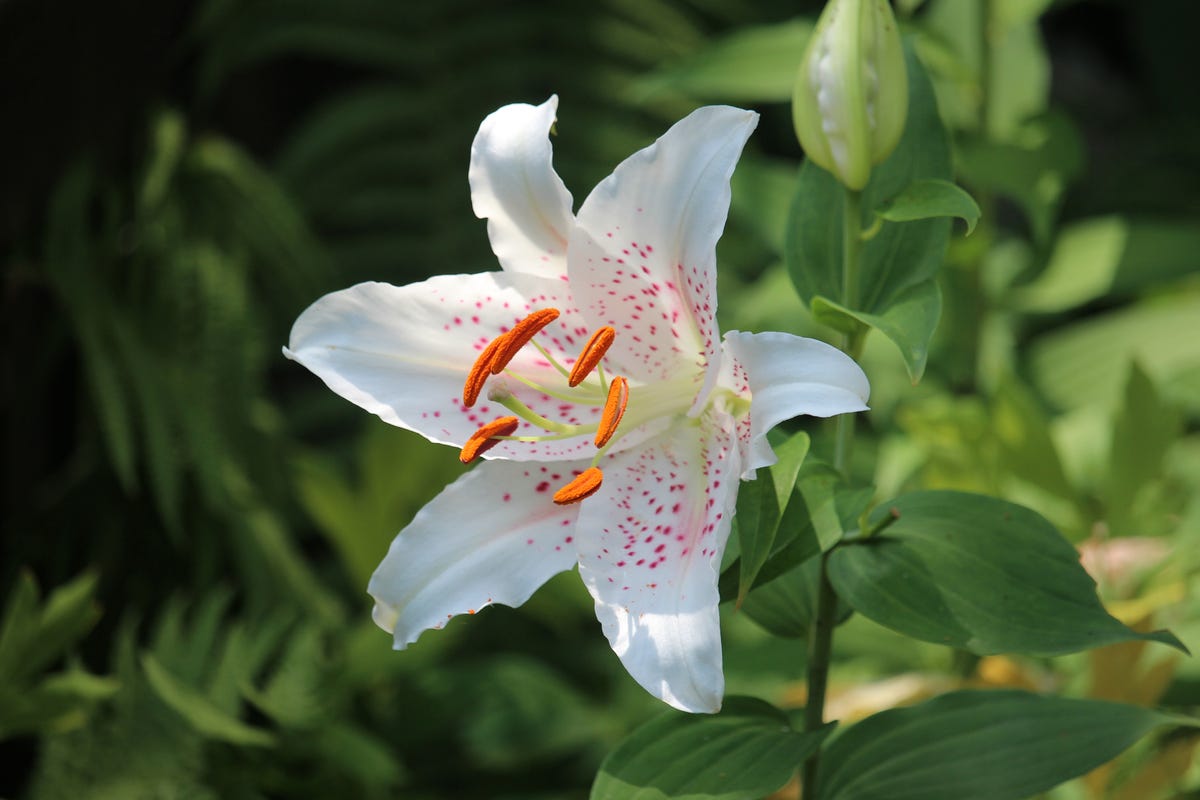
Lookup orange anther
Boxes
[595,375,628,447]
[490,308,561,375]
[463,336,505,408]
[553,467,604,505]
[568,326,615,387]
[459,416,520,463]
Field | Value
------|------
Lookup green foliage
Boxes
[1014,216,1200,312]
[734,431,808,606]
[1106,363,1185,537]
[722,455,869,610]
[873,179,981,236]
[733,458,866,638]
[25,594,404,800]
[43,111,327,538]
[1028,293,1200,413]
[591,697,831,800]
[817,690,1197,800]
[828,491,1187,655]
[0,572,113,740]
[632,18,815,103]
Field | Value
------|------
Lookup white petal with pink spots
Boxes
[469,95,573,279]
[369,459,584,646]
[569,106,758,384]
[575,413,740,713]
[288,272,613,461]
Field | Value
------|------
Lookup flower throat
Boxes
[460,308,629,505]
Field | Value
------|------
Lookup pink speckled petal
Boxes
[575,413,741,713]
[286,273,616,461]
[369,459,584,646]
[721,331,870,477]
[568,106,759,383]
[470,96,574,279]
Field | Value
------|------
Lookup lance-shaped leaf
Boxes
[827,491,1187,655]
[735,432,810,605]
[591,696,831,800]
[874,179,980,235]
[818,689,1199,800]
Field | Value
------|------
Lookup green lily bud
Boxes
[793,0,907,190]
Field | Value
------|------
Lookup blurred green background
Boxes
[1,1,1198,797]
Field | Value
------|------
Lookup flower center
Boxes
[459,308,685,504]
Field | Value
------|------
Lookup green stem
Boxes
[979,0,993,138]
[832,188,865,474]
[802,185,865,798]
[840,189,863,336]
[801,551,838,798]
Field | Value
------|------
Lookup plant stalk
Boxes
[801,185,864,798]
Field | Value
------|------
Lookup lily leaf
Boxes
[591,696,831,800]
[811,280,941,383]
[735,432,810,606]
[874,178,980,235]
[827,491,1189,656]
[818,690,1198,800]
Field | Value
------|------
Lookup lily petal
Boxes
[575,414,740,713]
[369,459,583,646]
[569,106,759,383]
[469,96,574,279]
[285,274,607,461]
[722,331,870,475]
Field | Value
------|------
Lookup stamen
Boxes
[459,416,520,463]
[594,375,629,447]
[490,308,560,375]
[553,467,604,505]
[463,336,504,408]
[568,326,615,387]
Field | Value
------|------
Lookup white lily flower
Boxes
[285,96,870,713]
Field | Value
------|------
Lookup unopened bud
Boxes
[792,0,907,190]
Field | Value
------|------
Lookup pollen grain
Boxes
[595,376,629,447]
[459,416,520,463]
[553,467,604,505]
[567,326,615,387]
[490,308,561,375]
